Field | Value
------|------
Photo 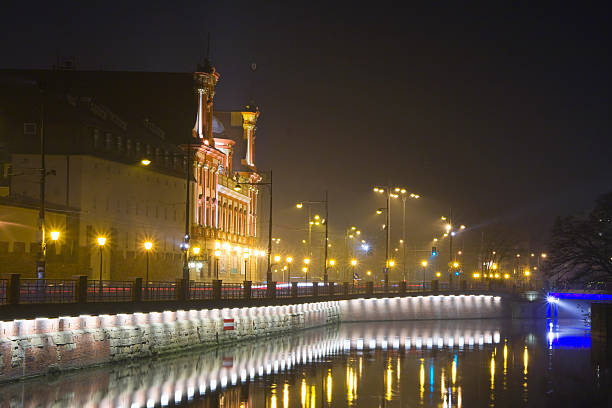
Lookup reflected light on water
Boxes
[490,353,495,390]
[503,342,508,375]
[310,385,316,408]
[385,359,392,401]
[347,364,357,403]
[452,355,457,385]
[419,359,425,402]
[283,383,289,408]
[4,319,603,407]
[326,369,332,403]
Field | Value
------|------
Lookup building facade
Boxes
[185,68,262,282]
[0,67,263,283]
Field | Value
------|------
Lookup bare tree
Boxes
[545,192,612,283]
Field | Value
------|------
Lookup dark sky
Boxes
[2,2,611,270]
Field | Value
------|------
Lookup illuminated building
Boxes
[0,66,262,281]
[186,64,262,282]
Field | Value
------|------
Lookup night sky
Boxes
[2,2,610,269]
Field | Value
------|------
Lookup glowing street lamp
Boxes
[421,260,428,267]
[144,241,153,289]
[50,231,60,241]
[97,237,106,294]
[350,259,358,285]
[140,159,151,166]
[274,255,281,263]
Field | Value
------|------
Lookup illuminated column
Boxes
[241,105,259,170]
[192,161,198,228]
[192,69,219,146]
[252,190,259,237]
[214,171,219,228]
[203,164,208,227]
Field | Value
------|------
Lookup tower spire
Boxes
[192,33,219,146]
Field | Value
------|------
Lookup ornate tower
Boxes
[241,103,259,170]
[192,61,220,146]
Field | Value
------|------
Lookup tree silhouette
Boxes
[545,192,612,283]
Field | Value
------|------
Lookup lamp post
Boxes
[304,258,310,282]
[214,249,221,280]
[373,186,395,288]
[97,237,106,295]
[243,251,249,282]
[398,190,420,281]
[144,241,153,293]
[234,171,273,282]
[441,211,466,288]
[421,260,428,290]
[286,256,293,282]
[344,226,358,277]
[296,192,329,282]
[350,259,357,286]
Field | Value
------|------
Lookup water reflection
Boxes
[0,318,608,407]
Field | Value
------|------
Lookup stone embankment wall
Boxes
[0,295,507,383]
[0,301,341,382]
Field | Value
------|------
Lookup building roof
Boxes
[0,69,255,175]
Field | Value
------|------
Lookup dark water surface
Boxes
[1,318,610,407]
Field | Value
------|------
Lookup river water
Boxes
[1,318,609,407]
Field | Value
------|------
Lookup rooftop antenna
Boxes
[248,61,257,105]
[197,32,213,73]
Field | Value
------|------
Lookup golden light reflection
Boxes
[385,360,392,401]
[419,359,425,401]
[458,386,462,408]
[358,356,363,377]
[301,379,307,407]
[441,368,446,397]
[347,365,356,403]
[271,394,277,408]
[523,346,528,375]
[326,369,332,404]
[397,357,401,382]
[310,385,316,408]
[503,343,508,375]
[283,383,289,408]
[452,358,457,385]
[490,353,495,390]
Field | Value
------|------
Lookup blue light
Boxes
[548,292,612,301]
[361,244,369,251]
